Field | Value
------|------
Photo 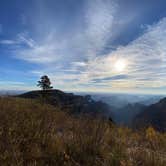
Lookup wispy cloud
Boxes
[0,81,34,91]
[10,0,117,65]
[84,0,117,55]
[0,81,25,85]
[82,17,166,90]
[0,40,17,45]
[1,0,166,93]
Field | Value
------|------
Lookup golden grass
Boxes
[0,97,165,166]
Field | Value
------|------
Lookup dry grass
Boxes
[0,97,165,166]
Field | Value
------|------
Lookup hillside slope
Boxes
[0,97,165,165]
[112,103,146,126]
[0,98,166,166]
[134,98,166,132]
[18,89,112,119]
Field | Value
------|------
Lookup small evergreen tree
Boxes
[37,75,53,90]
[37,75,53,104]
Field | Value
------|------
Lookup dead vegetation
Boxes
[0,97,165,166]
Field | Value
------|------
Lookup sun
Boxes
[114,59,126,72]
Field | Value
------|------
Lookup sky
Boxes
[0,0,166,94]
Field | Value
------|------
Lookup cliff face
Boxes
[134,98,166,132]
[18,89,113,120]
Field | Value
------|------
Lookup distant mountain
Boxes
[0,90,25,96]
[91,93,163,108]
[134,98,166,132]
[90,93,164,126]
[17,89,113,120]
[112,103,146,126]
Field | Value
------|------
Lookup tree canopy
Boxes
[37,75,53,90]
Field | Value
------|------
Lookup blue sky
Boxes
[0,0,166,94]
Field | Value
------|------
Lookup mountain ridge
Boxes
[134,97,166,132]
[17,89,113,120]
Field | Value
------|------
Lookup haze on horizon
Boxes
[0,0,166,94]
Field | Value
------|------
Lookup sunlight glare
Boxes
[114,59,127,72]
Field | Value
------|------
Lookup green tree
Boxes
[37,75,53,104]
[37,75,53,90]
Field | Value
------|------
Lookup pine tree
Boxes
[37,75,53,90]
